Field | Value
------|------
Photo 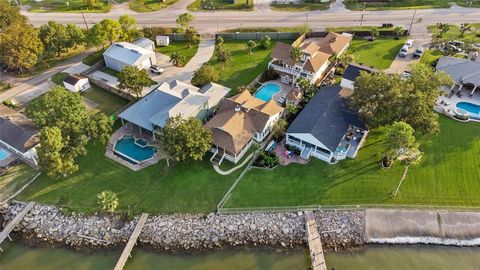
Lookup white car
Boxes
[405,39,414,48]
[150,65,165,74]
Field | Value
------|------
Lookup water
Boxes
[114,137,156,164]
[255,83,281,102]
[1,242,480,270]
[0,148,11,161]
[456,101,480,117]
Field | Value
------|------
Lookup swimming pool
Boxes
[114,137,156,164]
[456,102,480,118]
[0,148,11,161]
[254,83,281,102]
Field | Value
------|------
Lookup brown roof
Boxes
[0,105,39,153]
[301,42,320,56]
[303,51,331,73]
[271,42,295,66]
[317,32,352,55]
[204,91,283,155]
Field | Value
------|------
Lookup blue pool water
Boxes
[255,83,281,102]
[0,148,11,161]
[456,102,480,117]
[114,137,156,164]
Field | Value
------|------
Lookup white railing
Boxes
[269,63,301,76]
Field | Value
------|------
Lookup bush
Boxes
[2,99,16,109]
[260,68,280,82]
[191,64,219,87]
[97,190,119,213]
[254,152,279,168]
[142,26,176,41]
[260,35,271,49]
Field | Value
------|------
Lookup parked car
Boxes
[398,45,409,58]
[445,43,463,53]
[401,71,411,80]
[413,47,424,58]
[448,40,465,47]
[150,65,164,74]
[405,39,415,48]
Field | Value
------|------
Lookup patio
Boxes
[272,141,309,166]
[259,79,298,106]
[436,85,480,122]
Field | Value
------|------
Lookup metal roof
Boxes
[103,42,153,66]
[436,56,480,86]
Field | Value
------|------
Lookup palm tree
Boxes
[290,46,302,63]
[393,26,404,40]
[169,52,186,67]
[438,23,450,38]
[246,40,257,54]
[460,23,471,37]
[369,28,379,41]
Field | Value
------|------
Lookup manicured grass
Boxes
[0,164,38,202]
[101,68,120,77]
[187,0,253,11]
[209,40,293,92]
[346,38,407,70]
[343,0,450,10]
[428,24,480,45]
[22,0,111,13]
[223,26,310,33]
[326,26,396,32]
[129,0,180,12]
[82,87,130,116]
[82,49,105,66]
[51,72,68,85]
[156,41,199,66]
[420,49,443,67]
[271,1,330,11]
[225,117,480,208]
[18,136,242,214]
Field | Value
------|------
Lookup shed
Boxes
[63,74,91,92]
[103,42,157,72]
[156,35,170,47]
[132,37,155,52]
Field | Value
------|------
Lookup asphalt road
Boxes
[21,2,480,34]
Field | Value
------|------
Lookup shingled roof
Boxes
[342,63,377,81]
[0,105,40,153]
[286,86,365,152]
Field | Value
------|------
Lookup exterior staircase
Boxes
[210,150,225,165]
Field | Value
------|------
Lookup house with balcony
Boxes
[269,32,353,85]
[204,90,283,165]
[285,86,367,164]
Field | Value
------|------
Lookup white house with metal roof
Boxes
[103,41,156,72]
[118,80,230,138]
[436,56,480,96]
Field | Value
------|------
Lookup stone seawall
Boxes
[0,202,365,251]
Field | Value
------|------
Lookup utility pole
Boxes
[360,2,366,26]
[408,9,417,35]
[81,10,89,30]
[305,12,309,25]
[216,17,219,32]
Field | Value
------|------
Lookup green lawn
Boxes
[129,0,180,12]
[420,49,444,67]
[271,1,330,11]
[187,0,253,11]
[22,0,111,13]
[326,26,396,32]
[428,24,480,45]
[156,41,199,66]
[82,49,105,66]
[346,38,407,70]
[223,26,310,33]
[456,0,480,7]
[82,87,130,116]
[225,117,480,208]
[209,40,292,92]
[343,0,450,10]
[23,46,87,77]
[18,136,243,214]
[51,72,68,85]
[0,164,38,202]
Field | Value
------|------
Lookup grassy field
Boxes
[51,72,68,85]
[428,24,480,45]
[208,40,292,92]
[343,0,450,10]
[22,0,111,13]
[271,1,330,11]
[0,164,38,203]
[129,0,180,12]
[156,41,199,66]
[420,49,444,67]
[82,49,105,66]
[346,38,407,70]
[225,117,480,208]
[82,87,130,116]
[187,0,253,11]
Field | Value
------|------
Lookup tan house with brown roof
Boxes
[269,32,352,85]
[204,91,283,164]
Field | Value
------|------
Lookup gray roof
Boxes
[64,74,87,86]
[103,42,153,66]
[436,56,480,86]
[0,105,39,153]
[342,63,377,81]
[286,86,365,152]
[132,38,155,51]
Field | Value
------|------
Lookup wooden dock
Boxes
[305,211,327,270]
[0,202,35,250]
[114,213,149,270]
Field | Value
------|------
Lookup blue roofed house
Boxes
[118,80,230,138]
[103,40,157,72]
[285,86,368,164]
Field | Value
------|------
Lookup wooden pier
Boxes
[0,202,35,251]
[114,213,149,270]
[305,211,327,270]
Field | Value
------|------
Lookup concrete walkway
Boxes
[213,153,254,175]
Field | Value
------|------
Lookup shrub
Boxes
[2,99,16,108]
[97,190,119,213]
[260,68,279,82]
[191,64,219,87]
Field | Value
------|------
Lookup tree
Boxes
[393,27,404,40]
[176,13,194,31]
[272,119,288,140]
[169,52,187,67]
[84,0,99,9]
[97,191,119,213]
[118,66,152,99]
[185,27,200,48]
[65,24,85,48]
[39,21,70,56]
[286,103,298,115]
[438,23,450,38]
[459,23,471,37]
[290,46,302,63]
[297,77,316,102]
[369,28,379,41]
[158,116,212,162]
[260,35,271,49]
[119,15,140,42]
[87,19,123,48]
[216,36,224,46]
[246,40,257,54]
[384,121,419,163]
[216,45,231,65]
[88,113,112,144]
[191,64,219,86]
[0,23,43,71]
[0,3,27,31]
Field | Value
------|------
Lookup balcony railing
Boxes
[269,63,301,76]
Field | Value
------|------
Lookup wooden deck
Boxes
[114,213,149,270]
[0,202,35,250]
[305,211,327,270]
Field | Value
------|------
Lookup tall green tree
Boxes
[0,2,27,31]
[260,35,271,49]
[191,64,219,87]
[39,21,70,56]
[0,23,43,71]
[169,52,186,67]
[176,13,194,31]
[393,26,404,40]
[215,45,231,65]
[158,116,212,162]
[65,24,85,48]
[84,0,99,9]
[185,27,200,48]
[118,15,140,42]
[384,121,420,163]
[272,119,288,140]
[246,40,257,54]
[290,46,302,63]
[118,66,152,99]
[297,77,316,102]
[87,18,123,48]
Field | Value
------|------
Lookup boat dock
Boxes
[114,213,149,270]
[0,201,35,251]
[305,211,327,270]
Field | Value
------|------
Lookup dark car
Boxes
[413,48,424,58]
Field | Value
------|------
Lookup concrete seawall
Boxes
[364,209,480,246]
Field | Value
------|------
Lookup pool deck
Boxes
[105,125,165,171]
[436,87,480,121]
[260,80,296,106]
